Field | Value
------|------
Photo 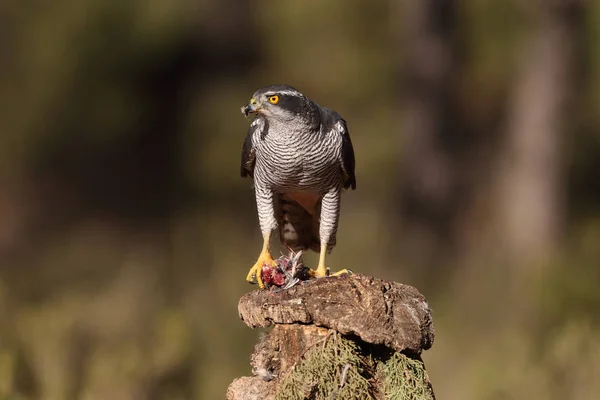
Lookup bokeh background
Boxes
[1,0,599,399]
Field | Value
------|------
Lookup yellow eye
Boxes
[268,95,279,104]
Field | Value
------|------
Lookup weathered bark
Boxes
[228,274,435,400]
[238,274,434,354]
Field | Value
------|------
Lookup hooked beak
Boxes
[242,97,260,117]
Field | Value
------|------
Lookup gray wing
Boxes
[240,117,266,178]
[333,116,356,190]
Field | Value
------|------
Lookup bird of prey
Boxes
[240,84,356,288]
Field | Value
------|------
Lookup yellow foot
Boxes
[307,267,353,278]
[246,252,277,289]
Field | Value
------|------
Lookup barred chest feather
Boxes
[253,122,343,192]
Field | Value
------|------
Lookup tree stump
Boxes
[227,274,436,400]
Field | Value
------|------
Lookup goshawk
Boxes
[241,84,356,288]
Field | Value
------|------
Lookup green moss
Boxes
[378,352,434,400]
[275,332,374,400]
[274,332,434,400]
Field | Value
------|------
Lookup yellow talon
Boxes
[247,235,277,289]
[307,267,352,278]
[307,244,352,278]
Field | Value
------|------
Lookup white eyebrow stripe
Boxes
[265,90,302,97]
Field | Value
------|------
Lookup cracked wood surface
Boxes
[238,273,434,354]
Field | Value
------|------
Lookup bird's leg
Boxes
[247,187,278,288]
[309,244,352,277]
[246,234,277,288]
[313,243,330,277]
[308,189,352,278]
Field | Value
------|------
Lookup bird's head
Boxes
[242,84,309,122]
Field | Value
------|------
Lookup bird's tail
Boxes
[275,194,321,253]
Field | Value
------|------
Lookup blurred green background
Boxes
[0,0,599,399]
